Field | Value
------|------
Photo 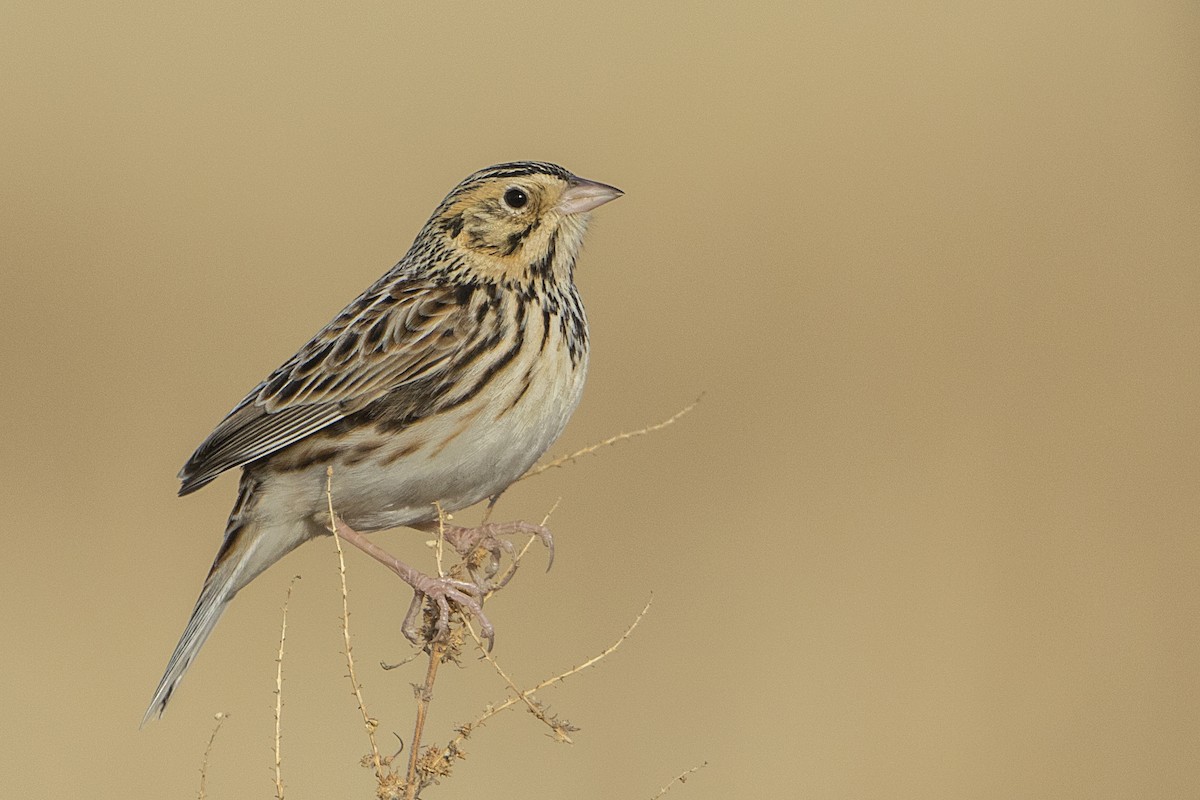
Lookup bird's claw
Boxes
[390,519,556,650]
[401,573,495,649]
[440,521,555,587]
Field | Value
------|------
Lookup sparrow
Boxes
[144,161,622,723]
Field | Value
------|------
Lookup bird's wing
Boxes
[178,278,487,495]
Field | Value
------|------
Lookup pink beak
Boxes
[557,176,624,215]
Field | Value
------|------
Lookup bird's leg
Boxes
[414,519,555,590]
[331,517,495,647]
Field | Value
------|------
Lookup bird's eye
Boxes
[503,187,529,209]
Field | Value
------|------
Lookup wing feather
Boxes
[178,278,482,495]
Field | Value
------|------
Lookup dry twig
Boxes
[197,712,227,800]
[649,762,708,800]
[273,577,300,800]
[326,467,385,782]
[452,595,653,749]
[403,640,449,800]
[520,397,699,481]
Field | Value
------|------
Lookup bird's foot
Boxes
[400,571,493,648]
[332,517,496,648]
[422,520,555,590]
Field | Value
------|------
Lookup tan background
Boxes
[2,1,1198,797]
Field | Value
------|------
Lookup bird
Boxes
[144,161,622,724]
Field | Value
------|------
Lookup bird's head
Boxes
[425,161,622,285]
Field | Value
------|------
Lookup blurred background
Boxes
[2,1,1198,797]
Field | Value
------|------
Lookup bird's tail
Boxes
[142,475,302,725]
[141,542,241,725]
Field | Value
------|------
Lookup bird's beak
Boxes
[557,176,624,215]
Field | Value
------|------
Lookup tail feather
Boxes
[143,473,305,725]
[141,563,236,726]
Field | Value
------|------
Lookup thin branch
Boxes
[197,712,227,800]
[404,640,448,800]
[380,651,423,671]
[273,577,300,800]
[452,595,653,749]
[326,467,384,782]
[520,397,700,481]
[463,618,565,739]
[403,502,457,799]
[649,763,708,800]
